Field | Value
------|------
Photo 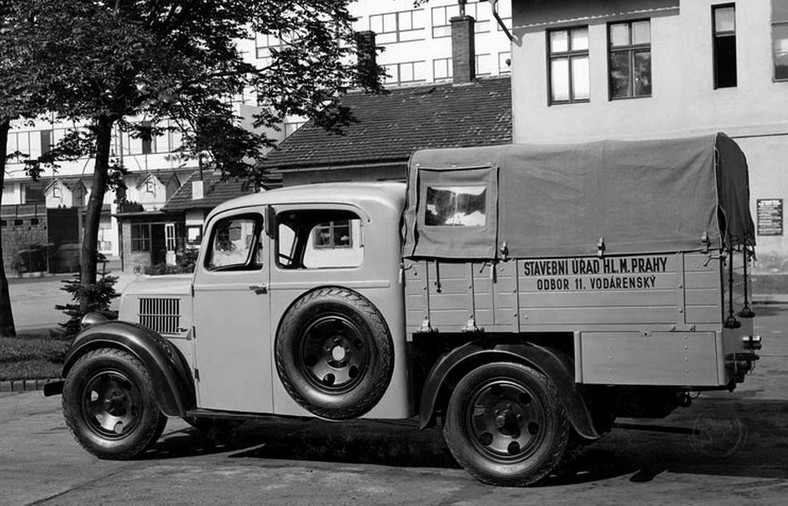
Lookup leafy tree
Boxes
[0,0,41,337]
[4,0,383,314]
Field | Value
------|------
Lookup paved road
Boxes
[1,300,786,505]
[8,273,136,331]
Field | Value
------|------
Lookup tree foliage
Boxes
[1,0,384,315]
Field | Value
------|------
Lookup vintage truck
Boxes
[45,133,761,486]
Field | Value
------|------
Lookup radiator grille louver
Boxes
[138,297,181,334]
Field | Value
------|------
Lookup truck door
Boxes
[192,209,272,413]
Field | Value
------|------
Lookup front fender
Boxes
[419,342,600,440]
[58,321,196,417]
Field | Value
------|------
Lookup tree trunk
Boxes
[80,115,113,314]
[0,118,17,337]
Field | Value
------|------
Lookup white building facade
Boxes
[510,0,788,271]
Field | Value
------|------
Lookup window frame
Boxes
[712,4,738,89]
[313,220,353,249]
[607,19,653,100]
[772,0,788,81]
[383,60,427,85]
[370,9,425,44]
[498,52,511,74]
[433,57,453,81]
[547,26,591,105]
[131,223,152,252]
[476,53,492,76]
[430,2,490,38]
[203,213,264,272]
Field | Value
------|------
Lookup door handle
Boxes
[248,285,268,295]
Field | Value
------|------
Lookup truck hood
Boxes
[122,274,192,296]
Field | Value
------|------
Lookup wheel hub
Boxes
[103,389,129,416]
[494,406,522,437]
[301,316,368,391]
[82,370,141,438]
[468,380,545,460]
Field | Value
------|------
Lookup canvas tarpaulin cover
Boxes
[401,134,755,260]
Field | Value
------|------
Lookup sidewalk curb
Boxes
[0,378,61,394]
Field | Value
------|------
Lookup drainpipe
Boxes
[486,0,513,42]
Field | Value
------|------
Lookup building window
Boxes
[140,121,154,155]
[186,225,202,245]
[773,0,788,80]
[433,57,453,81]
[98,225,113,253]
[165,223,176,251]
[255,33,285,60]
[313,220,352,249]
[608,20,652,99]
[40,130,52,156]
[476,53,492,76]
[370,10,425,44]
[548,26,590,104]
[713,5,737,88]
[498,52,511,74]
[431,4,460,38]
[431,2,489,38]
[384,61,427,85]
[25,184,45,204]
[131,224,151,252]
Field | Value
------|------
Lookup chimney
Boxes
[192,180,204,200]
[355,30,378,87]
[451,14,476,84]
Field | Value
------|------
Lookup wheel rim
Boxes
[298,314,369,393]
[81,369,142,439]
[464,378,547,463]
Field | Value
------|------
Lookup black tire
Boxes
[63,348,167,460]
[275,287,394,420]
[443,362,569,487]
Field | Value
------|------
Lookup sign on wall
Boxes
[757,199,783,236]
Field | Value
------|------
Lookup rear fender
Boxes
[419,341,600,440]
[56,321,196,417]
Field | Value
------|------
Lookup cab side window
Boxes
[275,209,363,269]
[205,215,263,271]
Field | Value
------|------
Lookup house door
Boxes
[192,209,272,413]
[151,224,167,265]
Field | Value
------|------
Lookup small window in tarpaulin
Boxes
[407,165,499,259]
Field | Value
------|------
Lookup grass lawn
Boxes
[0,329,68,381]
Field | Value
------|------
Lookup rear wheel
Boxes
[443,362,569,486]
[63,348,167,460]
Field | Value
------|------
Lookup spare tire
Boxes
[275,287,394,420]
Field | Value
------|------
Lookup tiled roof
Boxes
[163,170,258,212]
[260,76,512,170]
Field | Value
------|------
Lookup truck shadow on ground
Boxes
[150,418,460,469]
[147,398,787,485]
[543,398,788,486]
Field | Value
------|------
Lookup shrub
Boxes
[55,273,120,339]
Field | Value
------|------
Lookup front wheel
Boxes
[63,348,167,460]
[443,362,569,486]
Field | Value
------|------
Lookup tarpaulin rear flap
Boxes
[716,134,756,247]
[501,137,721,257]
[402,146,502,259]
[411,166,498,259]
